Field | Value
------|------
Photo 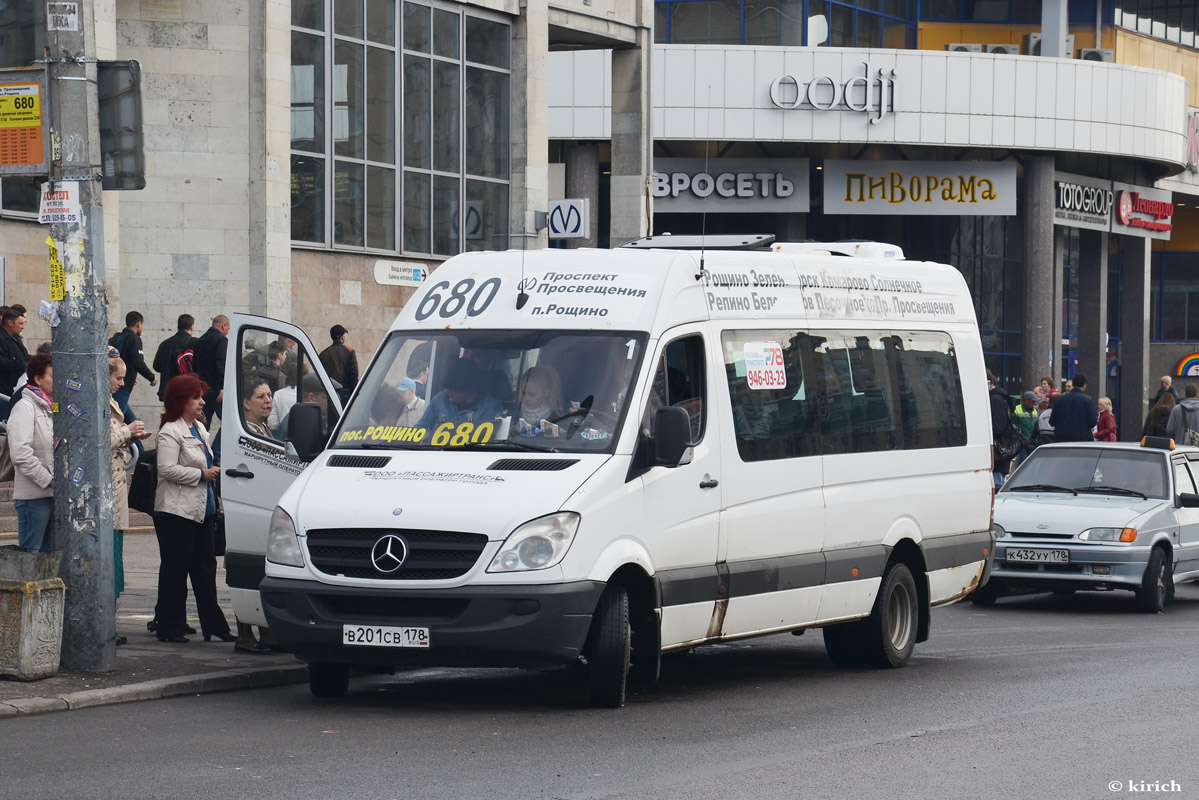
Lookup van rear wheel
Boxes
[583,584,631,708]
[309,662,350,698]
[862,562,918,668]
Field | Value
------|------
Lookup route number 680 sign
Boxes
[414,277,501,321]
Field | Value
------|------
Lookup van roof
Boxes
[389,247,978,334]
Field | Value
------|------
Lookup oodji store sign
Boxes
[768,62,897,124]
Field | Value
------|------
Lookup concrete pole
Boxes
[1076,229,1109,404]
[1119,236,1152,441]
[1041,0,1070,58]
[564,144,599,249]
[47,0,116,671]
[1022,155,1058,392]
[509,0,549,249]
[610,0,654,246]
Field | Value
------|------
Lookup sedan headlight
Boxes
[488,512,581,573]
[266,506,305,567]
[992,523,1006,539]
[1079,527,1137,543]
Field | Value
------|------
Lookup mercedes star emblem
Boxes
[371,534,408,574]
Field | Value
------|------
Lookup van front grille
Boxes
[306,528,488,580]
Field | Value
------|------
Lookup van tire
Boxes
[862,562,918,668]
[822,622,865,667]
[583,584,631,708]
[1135,547,1169,614]
[309,662,350,698]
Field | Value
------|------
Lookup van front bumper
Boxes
[259,577,605,669]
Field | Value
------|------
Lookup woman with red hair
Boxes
[151,374,234,644]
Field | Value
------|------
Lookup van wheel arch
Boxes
[607,564,660,689]
[890,539,930,643]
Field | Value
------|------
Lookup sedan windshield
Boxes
[333,329,646,454]
[1005,447,1168,499]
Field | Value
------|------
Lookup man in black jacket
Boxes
[151,313,195,400]
[1050,373,1099,442]
[0,307,29,411]
[988,370,1015,488]
[108,311,157,408]
[319,324,358,403]
[193,314,230,425]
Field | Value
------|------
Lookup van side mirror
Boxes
[653,406,691,466]
[1179,492,1199,508]
[286,402,326,462]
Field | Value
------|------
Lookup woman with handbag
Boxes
[10,354,54,552]
[109,352,152,645]
[151,374,235,644]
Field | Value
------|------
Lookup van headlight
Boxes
[488,512,580,573]
[1079,527,1137,543]
[266,506,305,567]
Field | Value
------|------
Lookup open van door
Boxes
[221,314,343,626]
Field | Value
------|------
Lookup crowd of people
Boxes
[0,306,363,654]
[989,370,1199,487]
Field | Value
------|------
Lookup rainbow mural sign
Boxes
[1176,354,1199,376]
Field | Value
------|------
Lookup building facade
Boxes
[0,0,651,423]
[549,0,1199,437]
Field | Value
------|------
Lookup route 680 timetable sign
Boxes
[0,69,49,176]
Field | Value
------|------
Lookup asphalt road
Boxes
[7,583,1199,800]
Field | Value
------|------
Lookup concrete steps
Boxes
[0,481,153,536]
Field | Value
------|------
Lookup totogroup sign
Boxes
[1054,171,1173,240]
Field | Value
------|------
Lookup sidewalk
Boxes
[0,527,307,718]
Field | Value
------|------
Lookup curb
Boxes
[0,664,309,718]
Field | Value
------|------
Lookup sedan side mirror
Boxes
[286,402,326,462]
[653,406,691,467]
[1179,492,1199,508]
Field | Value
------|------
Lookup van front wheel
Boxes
[862,562,919,669]
[309,662,350,698]
[583,584,631,708]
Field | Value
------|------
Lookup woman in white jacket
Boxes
[10,354,54,552]
[151,373,234,644]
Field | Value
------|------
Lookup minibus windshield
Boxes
[332,329,647,453]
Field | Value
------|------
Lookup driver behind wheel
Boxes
[516,365,566,437]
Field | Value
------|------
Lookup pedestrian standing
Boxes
[1142,392,1175,439]
[108,311,157,409]
[0,306,31,411]
[1012,390,1039,464]
[1151,376,1178,409]
[1036,395,1056,445]
[1048,373,1098,442]
[109,354,152,644]
[10,354,54,552]
[988,370,1014,488]
[193,314,230,441]
[152,374,235,644]
[1166,383,1199,445]
[152,314,195,401]
[319,324,358,402]
[1094,396,1117,442]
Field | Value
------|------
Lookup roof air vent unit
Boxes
[985,44,1021,55]
[945,43,981,52]
[1078,48,1114,62]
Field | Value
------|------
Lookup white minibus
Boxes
[221,242,995,706]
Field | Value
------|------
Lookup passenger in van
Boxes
[395,378,426,427]
[243,382,275,440]
[416,358,504,433]
[515,365,566,436]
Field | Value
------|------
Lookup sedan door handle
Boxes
[699,477,719,489]
[225,468,255,479]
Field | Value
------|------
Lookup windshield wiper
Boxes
[1007,484,1077,494]
[442,441,560,454]
[1076,485,1148,499]
[347,442,420,450]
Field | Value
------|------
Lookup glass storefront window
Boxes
[465,179,509,252]
[745,0,806,47]
[1152,254,1199,341]
[655,0,915,47]
[1113,0,1198,49]
[292,1,509,254]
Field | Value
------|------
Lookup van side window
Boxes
[237,328,335,442]
[646,335,706,443]
[721,329,967,461]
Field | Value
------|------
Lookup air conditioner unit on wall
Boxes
[945,43,982,52]
[1022,33,1075,56]
[985,44,1022,55]
[1078,48,1114,62]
